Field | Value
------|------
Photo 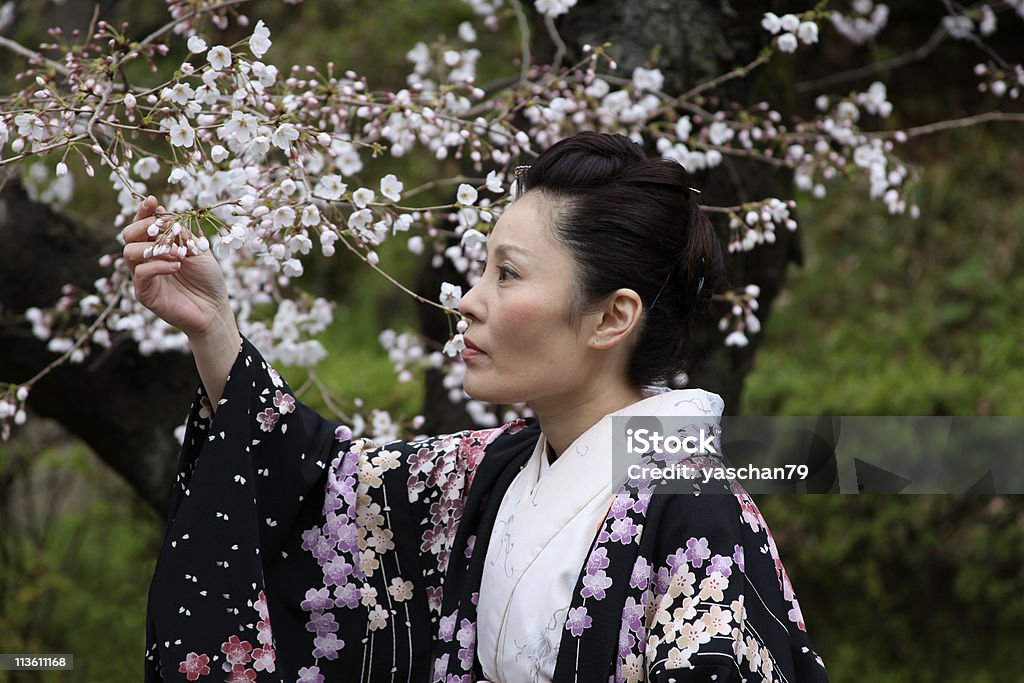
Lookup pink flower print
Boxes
[617,621,637,659]
[323,556,354,587]
[305,611,339,635]
[297,666,325,683]
[334,582,361,609]
[708,553,734,577]
[427,586,443,613]
[226,664,257,682]
[432,653,449,683]
[254,590,269,620]
[273,389,295,414]
[685,536,711,568]
[266,365,284,388]
[632,491,651,515]
[220,635,253,665]
[733,543,745,572]
[665,548,689,572]
[178,652,210,680]
[335,424,353,442]
[586,547,610,575]
[565,606,593,637]
[581,569,613,600]
[312,632,344,660]
[252,646,276,672]
[456,619,476,669]
[463,441,486,472]
[608,494,633,519]
[788,601,806,631]
[408,447,435,475]
[438,612,457,641]
[256,407,279,432]
[621,595,645,634]
[301,587,333,612]
[609,517,638,544]
[629,556,651,590]
[256,619,273,645]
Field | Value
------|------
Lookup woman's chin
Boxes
[462,374,511,406]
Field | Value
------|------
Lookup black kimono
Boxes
[145,336,829,683]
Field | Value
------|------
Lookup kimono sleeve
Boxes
[643,486,829,683]
[145,334,352,681]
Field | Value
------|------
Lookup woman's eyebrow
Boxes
[489,243,531,258]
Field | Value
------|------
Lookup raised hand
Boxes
[121,196,233,339]
[122,196,241,406]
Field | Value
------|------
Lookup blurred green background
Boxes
[1,1,1022,681]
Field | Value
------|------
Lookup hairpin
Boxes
[689,187,701,194]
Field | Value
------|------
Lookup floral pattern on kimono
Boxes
[144,335,828,683]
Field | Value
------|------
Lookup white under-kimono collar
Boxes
[477,387,725,683]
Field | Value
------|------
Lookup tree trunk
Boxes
[0,179,194,516]
[547,0,803,416]
[417,0,802,426]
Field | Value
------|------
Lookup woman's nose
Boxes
[459,282,483,323]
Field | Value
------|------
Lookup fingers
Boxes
[131,259,181,296]
[121,204,167,244]
[123,240,184,275]
[132,195,156,223]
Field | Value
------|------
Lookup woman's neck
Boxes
[531,384,645,461]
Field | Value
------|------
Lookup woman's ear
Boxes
[589,288,643,350]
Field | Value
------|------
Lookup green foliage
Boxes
[743,127,1024,682]
[0,440,159,683]
[744,128,1024,417]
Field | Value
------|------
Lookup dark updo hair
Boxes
[518,131,728,388]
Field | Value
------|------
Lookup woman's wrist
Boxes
[187,312,242,411]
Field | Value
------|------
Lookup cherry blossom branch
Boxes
[13,281,125,396]
[874,111,1024,138]
[0,36,69,75]
[797,25,948,93]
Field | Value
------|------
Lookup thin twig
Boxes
[543,15,566,70]
[873,111,1024,138]
[796,26,948,93]
[0,36,69,75]
[14,281,126,394]
[337,233,454,314]
[677,52,771,103]
[510,0,532,84]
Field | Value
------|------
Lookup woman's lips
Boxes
[463,337,486,358]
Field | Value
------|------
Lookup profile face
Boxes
[457,191,594,407]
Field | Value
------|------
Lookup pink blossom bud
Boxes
[177,245,187,259]
[147,223,159,237]
[124,92,136,109]
[143,246,154,259]
[317,132,331,146]
[367,251,379,265]
[16,386,29,402]
[56,162,68,177]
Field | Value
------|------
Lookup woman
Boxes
[125,132,828,682]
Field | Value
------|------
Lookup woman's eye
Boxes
[497,265,516,281]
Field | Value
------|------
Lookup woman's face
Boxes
[458,191,597,407]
